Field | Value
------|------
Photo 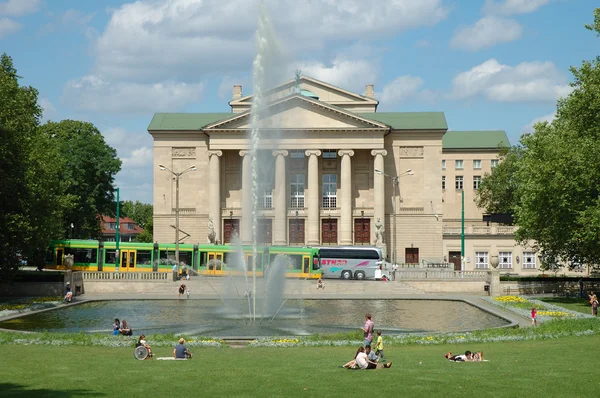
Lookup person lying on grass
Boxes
[444,350,484,362]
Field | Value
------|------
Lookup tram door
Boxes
[207,252,223,275]
[120,250,137,272]
[301,256,311,278]
[56,248,64,267]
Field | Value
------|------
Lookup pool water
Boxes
[0,299,509,337]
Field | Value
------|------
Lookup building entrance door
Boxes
[223,219,240,244]
[405,248,419,264]
[354,218,370,244]
[449,251,462,271]
[289,219,305,245]
[321,219,338,244]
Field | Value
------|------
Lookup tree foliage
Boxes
[120,200,153,243]
[477,9,600,269]
[0,54,71,276]
[39,120,121,239]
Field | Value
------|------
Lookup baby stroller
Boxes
[64,291,73,303]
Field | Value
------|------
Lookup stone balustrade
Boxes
[81,272,170,281]
[397,270,489,280]
[443,225,516,235]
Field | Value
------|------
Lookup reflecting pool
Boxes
[0,299,509,337]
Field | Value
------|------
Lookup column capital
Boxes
[305,149,322,157]
[272,150,289,157]
[239,150,251,157]
[371,149,387,157]
[208,150,223,158]
[338,149,355,157]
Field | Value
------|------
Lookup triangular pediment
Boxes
[206,94,388,131]
[229,76,378,109]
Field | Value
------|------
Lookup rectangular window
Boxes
[473,176,481,190]
[522,252,536,269]
[290,174,305,208]
[491,159,499,168]
[475,252,488,269]
[322,174,337,208]
[127,223,135,231]
[322,150,337,159]
[455,176,463,190]
[107,222,116,230]
[499,252,512,269]
[442,176,446,190]
[455,160,463,170]
[257,183,273,209]
[473,159,481,169]
[290,150,304,159]
[441,160,446,170]
[137,250,152,265]
[64,247,97,264]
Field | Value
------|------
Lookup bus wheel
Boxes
[341,270,352,279]
[355,271,365,280]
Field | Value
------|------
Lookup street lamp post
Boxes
[159,164,197,277]
[374,168,414,268]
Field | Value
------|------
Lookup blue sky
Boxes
[1,0,598,204]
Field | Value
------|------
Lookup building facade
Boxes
[148,75,542,274]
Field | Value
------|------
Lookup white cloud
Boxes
[380,75,425,103]
[292,57,378,94]
[0,0,41,16]
[62,75,204,114]
[0,16,20,37]
[121,146,153,168]
[39,9,96,35]
[451,59,572,102]
[92,0,448,82]
[39,98,57,122]
[483,0,550,16]
[451,17,522,51]
[521,112,555,133]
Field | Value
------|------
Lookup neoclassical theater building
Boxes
[148,75,540,274]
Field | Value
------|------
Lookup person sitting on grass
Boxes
[355,346,392,369]
[137,335,153,358]
[119,320,132,336]
[341,346,364,369]
[113,319,120,336]
[174,338,193,359]
[365,344,378,363]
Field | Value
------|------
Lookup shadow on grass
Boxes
[0,383,105,398]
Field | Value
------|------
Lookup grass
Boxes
[538,297,593,315]
[1,335,599,397]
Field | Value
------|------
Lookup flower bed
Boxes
[483,295,591,322]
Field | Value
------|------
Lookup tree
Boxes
[477,9,600,269]
[0,54,70,276]
[120,200,153,243]
[40,120,122,239]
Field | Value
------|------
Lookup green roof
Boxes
[358,112,447,130]
[148,110,448,131]
[148,113,232,130]
[443,130,510,149]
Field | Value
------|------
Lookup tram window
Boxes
[159,250,175,264]
[137,250,152,265]
[105,250,116,264]
[246,254,263,271]
[223,252,236,267]
[178,252,192,267]
[65,248,97,263]
[198,252,207,267]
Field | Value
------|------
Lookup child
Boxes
[531,307,537,326]
[186,287,190,299]
[112,318,120,336]
[375,330,385,362]
[317,277,324,289]
[592,298,598,317]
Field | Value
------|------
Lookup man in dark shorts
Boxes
[178,284,186,299]
[174,338,192,359]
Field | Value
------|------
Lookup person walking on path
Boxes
[531,307,537,326]
[361,313,374,347]
[375,330,386,362]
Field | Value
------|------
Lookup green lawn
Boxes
[1,335,599,397]
[538,297,593,315]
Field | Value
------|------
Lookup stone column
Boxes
[489,253,501,297]
[371,149,387,256]
[239,151,252,244]
[338,150,354,245]
[208,150,223,243]
[273,150,289,245]
[305,150,322,245]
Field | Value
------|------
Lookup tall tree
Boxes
[40,120,122,239]
[477,9,600,269]
[120,200,153,229]
[0,54,70,276]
